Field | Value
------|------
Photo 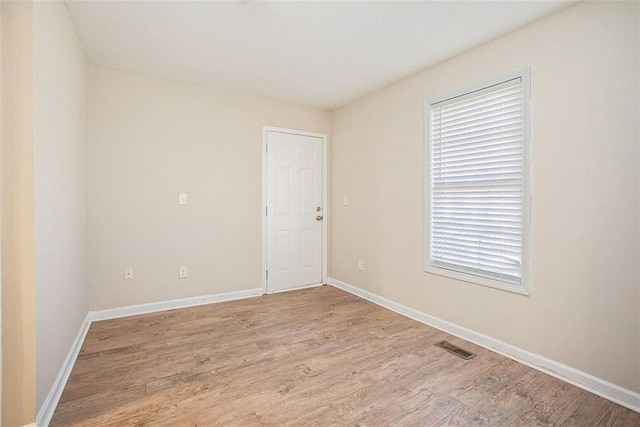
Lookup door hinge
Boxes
[266,143,268,153]
[265,206,268,216]
[266,270,269,279]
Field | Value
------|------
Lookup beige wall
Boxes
[34,0,88,412]
[330,1,640,393]
[1,4,3,422]
[88,67,330,310]
[1,1,36,425]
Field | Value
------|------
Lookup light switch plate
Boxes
[178,193,188,205]
[124,267,133,280]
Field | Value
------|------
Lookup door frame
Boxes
[262,126,328,294]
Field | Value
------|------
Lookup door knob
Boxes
[316,215,323,221]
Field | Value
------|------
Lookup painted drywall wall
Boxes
[330,1,640,393]
[33,1,88,411]
[88,66,330,310]
[0,4,4,422]
[1,1,36,425]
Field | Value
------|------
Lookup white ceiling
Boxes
[65,0,574,110]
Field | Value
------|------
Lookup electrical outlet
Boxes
[179,266,188,279]
[124,267,133,280]
[357,259,364,271]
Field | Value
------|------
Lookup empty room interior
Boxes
[2,0,640,425]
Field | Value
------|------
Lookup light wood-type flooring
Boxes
[51,285,640,426]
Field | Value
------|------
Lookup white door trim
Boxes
[262,126,328,294]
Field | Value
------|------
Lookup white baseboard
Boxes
[327,276,640,414]
[90,288,263,321]
[37,288,263,426]
[36,312,92,427]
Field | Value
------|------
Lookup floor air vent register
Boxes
[434,340,476,360]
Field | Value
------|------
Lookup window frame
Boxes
[424,68,531,296]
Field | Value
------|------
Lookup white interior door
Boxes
[265,130,324,293]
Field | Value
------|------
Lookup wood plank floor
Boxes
[51,286,640,426]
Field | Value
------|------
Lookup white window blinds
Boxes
[427,75,527,289]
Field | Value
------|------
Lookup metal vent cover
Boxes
[434,340,476,360]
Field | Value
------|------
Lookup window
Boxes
[425,69,530,294]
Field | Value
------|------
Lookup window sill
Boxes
[424,264,530,296]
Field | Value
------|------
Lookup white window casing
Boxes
[425,68,531,295]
